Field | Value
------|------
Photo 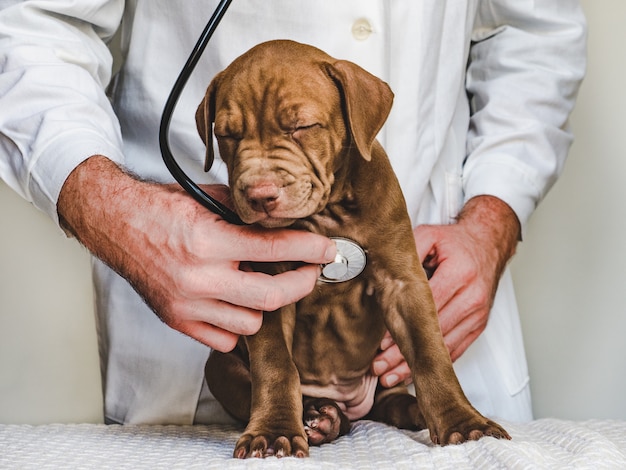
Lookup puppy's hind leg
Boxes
[365,384,426,431]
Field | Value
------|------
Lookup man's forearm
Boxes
[58,155,152,272]
[56,154,184,306]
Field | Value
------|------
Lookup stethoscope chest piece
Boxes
[319,237,366,283]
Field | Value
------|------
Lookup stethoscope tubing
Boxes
[159,0,244,225]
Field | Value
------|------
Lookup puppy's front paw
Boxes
[303,398,351,445]
[431,412,511,445]
[234,431,309,459]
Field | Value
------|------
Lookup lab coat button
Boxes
[352,18,373,41]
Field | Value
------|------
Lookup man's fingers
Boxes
[441,309,487,360]
[372,339,412,387]
[449,329,482,362]
[210,264,322,312]
[372,343,412,387]
[218,225,336,265]
[372,341,403,375]
[380,363,413,388]
[179,319,241,352]
[169,295,263,336]
[380,330,395,350]
[175,264,324,351]
[427,262,463,316]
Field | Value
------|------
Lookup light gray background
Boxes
[1,0,623,424]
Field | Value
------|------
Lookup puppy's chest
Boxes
[291,279,385,382]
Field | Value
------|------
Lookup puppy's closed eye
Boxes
[292,123,322,140]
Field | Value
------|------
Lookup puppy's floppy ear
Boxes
[326,60,394,161]
[195,73,222,172]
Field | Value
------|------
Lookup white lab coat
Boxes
[0,0,586,425]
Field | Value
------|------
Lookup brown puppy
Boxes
[196,40,510,459]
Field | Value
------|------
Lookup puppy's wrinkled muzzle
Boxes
[232,172,318,227]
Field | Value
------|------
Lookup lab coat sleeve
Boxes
[464,1,587,232]
[0,0,125,224]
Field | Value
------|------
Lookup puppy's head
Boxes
[196,40,393,228]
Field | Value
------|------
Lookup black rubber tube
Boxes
[159,0,244,225]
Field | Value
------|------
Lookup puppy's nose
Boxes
[244,183,281,211]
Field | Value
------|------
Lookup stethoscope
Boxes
[158,0,366,283]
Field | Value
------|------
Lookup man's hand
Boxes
[372,195,520,387]
[57,156,336,352]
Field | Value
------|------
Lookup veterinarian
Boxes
[0,1,586,425]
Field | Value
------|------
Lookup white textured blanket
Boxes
[2,419,626,469]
